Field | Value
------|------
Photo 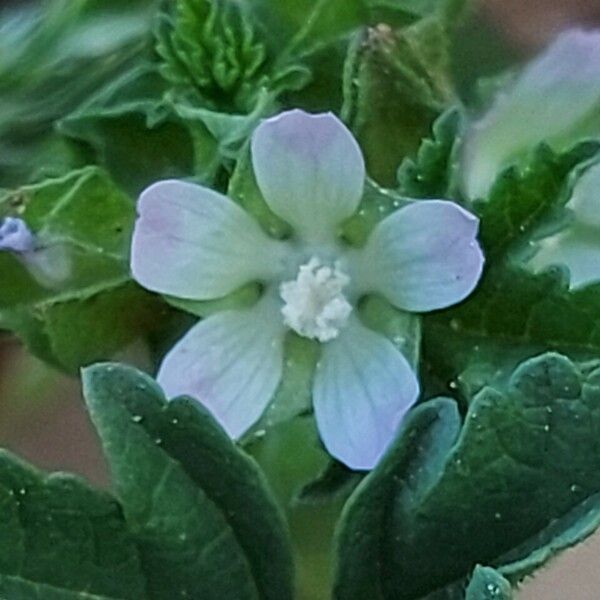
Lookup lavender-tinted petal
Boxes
[463,29,600,200]
[0,217,35,253]
[313,317,419,470]
[251,110,365,243]
[131,180,287,300]
[355,200,484,312]
[157,297,286,439]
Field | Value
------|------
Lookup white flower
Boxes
[529,161,600,288]
[462,29,600,200]
[131,109,484,469]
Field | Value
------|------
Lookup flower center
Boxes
[279,257,352,342]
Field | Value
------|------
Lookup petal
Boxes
[569,161,600,227]
[131,180,286,300]
[158,297,286,438]
[0,217,35,253]
[529,226,600,289]
[355,200,484,312]
[463,29,600,200]
[313,318,419,470]
[251,110,365,242]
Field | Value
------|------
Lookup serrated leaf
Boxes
[465,566,512,600]
[342,19,454,186]
[397,108,461,199]
[82,362,294,600]
[0,450,145,599]
[0,168,169,372]
[423,143,600,393]
[476,143,599,260]
[334,352,600,599]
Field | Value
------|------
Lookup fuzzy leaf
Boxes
[342,18,454,186]
[334,353,600,599]
[397,108,461,199]
[423,143,600,394]
[0,168,169,372]
[83,362,294,600]
[0,450,145,599]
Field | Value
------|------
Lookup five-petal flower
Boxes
[131,109,484,469]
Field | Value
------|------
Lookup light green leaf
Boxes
[83,362,294,600]
[0,168,170,372]
[334,353,600,599]
[465,566,512,600]
[0,450,145,599]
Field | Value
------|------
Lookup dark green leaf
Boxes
[59,65,195,196]
[83,362,294,600]
[423,143,600,393]
[397,108,461,199]
[476,143,599,260]
[0,450,144,599]
[334,353,600,599]
[295,461,363,505]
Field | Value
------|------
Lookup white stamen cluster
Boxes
[280,257,352,342]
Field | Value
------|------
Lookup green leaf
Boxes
[0,0,157,187]
[0,168,169,372]
[250,0,369,56]
[342,18,454,186]
[397,108,462,199]
[0,450,145,599]
[465,566,512,600]
[59,65,195,196]
[82,362,294,600]
[294,461,363,505]
[497,492,600,583]
[156,0,310,113]
[0,578,120,600]
[334,352,600,599]
[422,143,600,393]
[476,143,599,260]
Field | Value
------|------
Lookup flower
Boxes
[131,109,484,469]
[0,216,70,287]
[462,29,600,201]
[529,160,600,289]
[0,217,35,253]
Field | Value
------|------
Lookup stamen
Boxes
[280,257,352,342]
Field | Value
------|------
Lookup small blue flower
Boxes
[0,217,35,253]
[131,110,484,469]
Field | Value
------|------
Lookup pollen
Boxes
[280,257,352,342]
